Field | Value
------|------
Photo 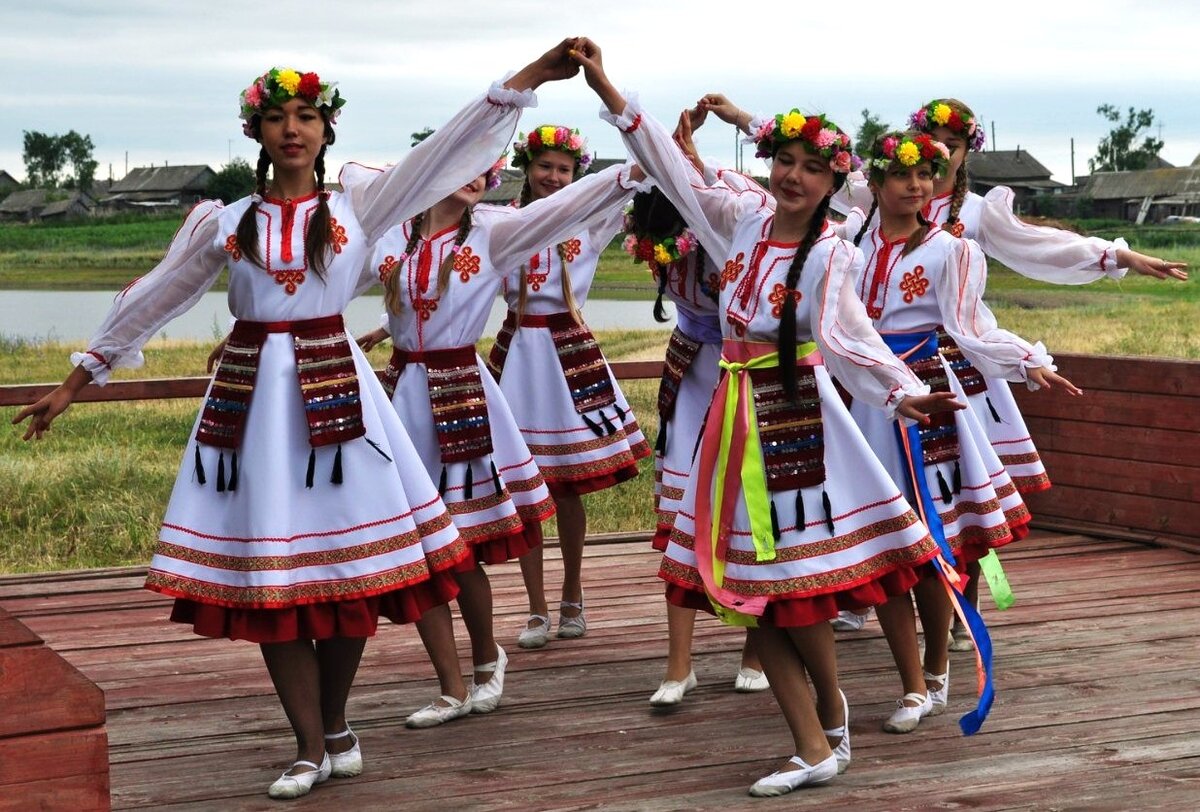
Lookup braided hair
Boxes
[777,192,835,402]
[382,207,474,313]
[628,189,706,323]
[515,160,585,325]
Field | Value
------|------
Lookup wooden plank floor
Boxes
[3,529,1200,811]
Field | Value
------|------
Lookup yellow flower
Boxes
[896,141,920,166]
[276,69,301,95]
[932,103,951,126]
[539,126,558,146]
[653,244,672,265]
[780,111,806,139]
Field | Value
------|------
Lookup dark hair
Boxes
[629,189,707,322]
[234,113,337,280]
[916,99,978,235]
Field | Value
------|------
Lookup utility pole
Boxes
[990,121,996,152]
[1070,137,1075,185]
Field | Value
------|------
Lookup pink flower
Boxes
[675,232,693,254]
[567,134,584,152]
[935,142,950,161]
[622,234,639,256]
[555,126,570,145]
[814,129,836,149]
[831,151,852,173]
[753,119,775,142]
[244,83,263,108]
[913,108,928,126]
[882,136,899,158]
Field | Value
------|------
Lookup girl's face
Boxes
[259,98,327,177]
[931,126,967,181]
[449,174,487,209]
[526,150,577,200]
[872,162,935,221]
[769,141,835,222]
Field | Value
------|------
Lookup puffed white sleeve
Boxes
[830,207,867,242]
[71,201,228,385]
[485,163,644,272]
[340,77,537,245]
[815,241,928,418]
[830,170,872,217]
[939,238,1055,388]
[601,93,763,261]
[977,186,1128,284]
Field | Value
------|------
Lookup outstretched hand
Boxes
[568,38,626,116]
[698,93,750,133]
[674,109,704,174]
[356,328,390,353]
[507,38,581,91]
[895,391,966,424]
[206,337,228,374]
[1118,248,1188,281]
[12,365,92,441]
[1027,366,1083,395]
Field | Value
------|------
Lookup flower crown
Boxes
[869,131,951,177]
[512,125,593,176]
[486,154,508,191]
[908,100,986,152]
[238,68,346,138]
[751,110,862,174]
[621,210,698,268]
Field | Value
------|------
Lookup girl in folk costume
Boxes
[577,41,963,795]
[15,48,577,799]
[357,155,645,725]
[487,125,651,649]
[624,185,768,705]
[847,131,1080,734]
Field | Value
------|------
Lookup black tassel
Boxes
[795,490,806,532]
[194,444,207,486]
[936,468,953,504]
[438,465,448,496]
[305,448,316,489]
[216,452,226,493]
[769,499,781,542]
[952,460,962,494]
[600,409,617,435]
[582,413,604,437]
[463,464,474,500]
[654,424,667,455]
[614,403,627,422]
[822,490,834,534]
[491,460,503,495]
[986,395,1002,424]
[365,437,392,462]
[330,444,343,485]
[228,451,239,492]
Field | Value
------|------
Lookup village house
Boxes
[0,170,20,198]
[102,164,216,211]
[965,148,1064,213]
[0,188,99,222]
[1081,158,1200,223]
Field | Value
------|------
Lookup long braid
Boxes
[515,178,534,322]
[436,208,474,296]
[384,211,426,314]
[853,198,878,246]
[778,196,831,402]
[305,143,331,280]
[945,160,969,233]
[558,241,583,325]
[234,146,271,269]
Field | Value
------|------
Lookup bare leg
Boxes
[518,543,549,623]
[740,629,763,672]
[414,602,468,701]
[261,640,325,773]
[663,601,697,681]
[962,560,981,609]
[875,591,927,697]
[453,563,499,683]
[747,626,833,769]
[314,636,366,754]
[914,576,952,679]
[555,493,587,613]
[784,622,843,741]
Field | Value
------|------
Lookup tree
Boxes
[205,158,256,203]
[60,130,98,192]
[1089,104,1164,172]
[854,109,889,159]
[411,127,434,147]
[22,131,67,188]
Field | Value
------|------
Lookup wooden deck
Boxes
[3,529,1200,811]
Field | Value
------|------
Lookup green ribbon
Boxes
[977,549,1015,610]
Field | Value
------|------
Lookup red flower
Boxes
[947,111,963,131]
[801,116,823,139]
[636,237,655,262]
[918,135,938,159]
[528,130,542,149]
[298,72,322,99]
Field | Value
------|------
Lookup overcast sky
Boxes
[2,0,1198,187]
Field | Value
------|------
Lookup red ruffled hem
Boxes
[663,564,925,628]
[470,520,545,566]
[170,571,461,642]
[650,523,672,553]
[546,463,640,497]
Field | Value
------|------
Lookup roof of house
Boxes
[967,149,1053,182]
[0,189,49,213]
[40,192,95,218]
[1084,167,1200,200]
[108,165,215,194]
[0,170,19,189]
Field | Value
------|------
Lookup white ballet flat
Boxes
[822,689,851,774]
[470,644,508,714]
[267,754,331,799]
[649,670,697,707]
[324,728,362,779]
[748,754,838,796]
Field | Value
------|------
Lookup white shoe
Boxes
[925,668,949,716]
[949,622,975,651]
[830,608,870,632]
[470,645,508,714]
[324,728,362,778]
[882,691,933,734]
[733,667,770,692]
[267,755,331,799]
[517,614,551,649]
[557,597,586,639]
[405,694,472,729]
[822,689,851,775]
[748,754,838,796]
[649,671,697,706]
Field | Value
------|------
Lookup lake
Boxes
[0,290,672,343]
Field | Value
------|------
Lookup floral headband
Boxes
[239,68,346,138]
[486,154,508,191]
[869,131,951,177]
[512,125,593,176]
[908,100,986,152]
[621,211,698,268]
[751,111,862,174]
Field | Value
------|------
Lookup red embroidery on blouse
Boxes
[561,239,582,262]
[454,246,482,283]
[720,252,745,289]
[624,114,643,134]
[272,269,306,295]
[224,235,242,261]
[899,265,930,303]
[329,217,349,254]
[768,283,802,319]
[948,222,965,238]
[527,270,549,291]
[414,298,438,321]
[377,254,399,283]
